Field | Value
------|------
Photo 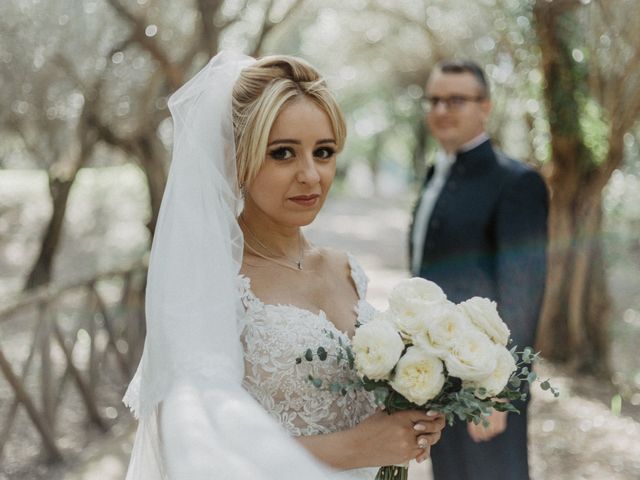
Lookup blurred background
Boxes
[1,0,639,478]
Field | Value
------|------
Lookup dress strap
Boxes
[237,275,264,313]
[347,253,368,300]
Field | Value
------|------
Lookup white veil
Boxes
[123,51,330,479]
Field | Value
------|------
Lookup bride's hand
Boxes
[349,409,445,466]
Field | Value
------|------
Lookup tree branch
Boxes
[217,0,250,31]
[85,108,137,158]
[536,0,583,16]
[196,0,224,56]
[251,0,305,57]
[105,0,184,89]
[370,1,447,61]
[6,117,42,160]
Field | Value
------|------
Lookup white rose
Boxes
[412,302,472,355]
[352,320,404,380]
[386,306,429,343]
[444,328,497,381]
[372,308,392,323]
[387,278,449,341]
[389,277,447,311]
[463,345,517,399]
[390,347,445,405]
[459,297,510,346]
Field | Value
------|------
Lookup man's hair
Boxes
[432,59,490,98]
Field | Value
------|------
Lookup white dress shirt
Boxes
[410,133,490,276]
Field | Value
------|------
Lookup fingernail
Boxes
[426,410,438,416]
[413,423,427,431]
[417,457,425,463]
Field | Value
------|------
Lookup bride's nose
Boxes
[295,155,321,184]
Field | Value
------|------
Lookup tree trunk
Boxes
[24,132,96,290]
[412,119,428,182]
[24,174,78,290]
[24,104,99,290]
[368,133,383,196]
[533,1,612,375]
[538,187,611,374]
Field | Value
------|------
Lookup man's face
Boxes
[425,71,492,153]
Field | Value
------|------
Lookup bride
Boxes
[123,51,445,479]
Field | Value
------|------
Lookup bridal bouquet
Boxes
[298,277,557,480]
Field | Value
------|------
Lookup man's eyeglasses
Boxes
[422,95,486,112]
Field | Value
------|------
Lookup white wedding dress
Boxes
[239,253,379,480]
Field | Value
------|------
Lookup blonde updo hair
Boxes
[232,55,346,187]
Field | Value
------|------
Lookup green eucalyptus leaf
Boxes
[317,346,328,361]
[346,348,355,369]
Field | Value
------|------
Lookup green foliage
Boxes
[316,346,328,361]
[579,95,610,165]
[375,464,408,480]
[536,4,613,169]
[299,335,559,428]
[296,329,366,396]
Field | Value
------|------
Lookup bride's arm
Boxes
[296,410,445,470]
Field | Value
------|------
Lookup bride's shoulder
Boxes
[314,247,350,271]
[314,248,365,278]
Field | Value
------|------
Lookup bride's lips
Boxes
[289,194,320,207]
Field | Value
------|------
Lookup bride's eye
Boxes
[269,147,294,161]
[314,147,335,160]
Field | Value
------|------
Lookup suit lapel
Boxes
[409,165,436,258]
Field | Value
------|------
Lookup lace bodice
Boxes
[239,253,377,439]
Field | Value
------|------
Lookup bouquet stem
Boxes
[375,465,408,480]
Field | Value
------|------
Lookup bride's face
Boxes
[244,96,337,227]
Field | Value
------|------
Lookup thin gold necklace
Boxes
[239,216,304,271]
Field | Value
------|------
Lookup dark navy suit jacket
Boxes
[409,139,548,351]
[409,139,548,480]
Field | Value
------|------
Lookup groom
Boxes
[409,60,548,480]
